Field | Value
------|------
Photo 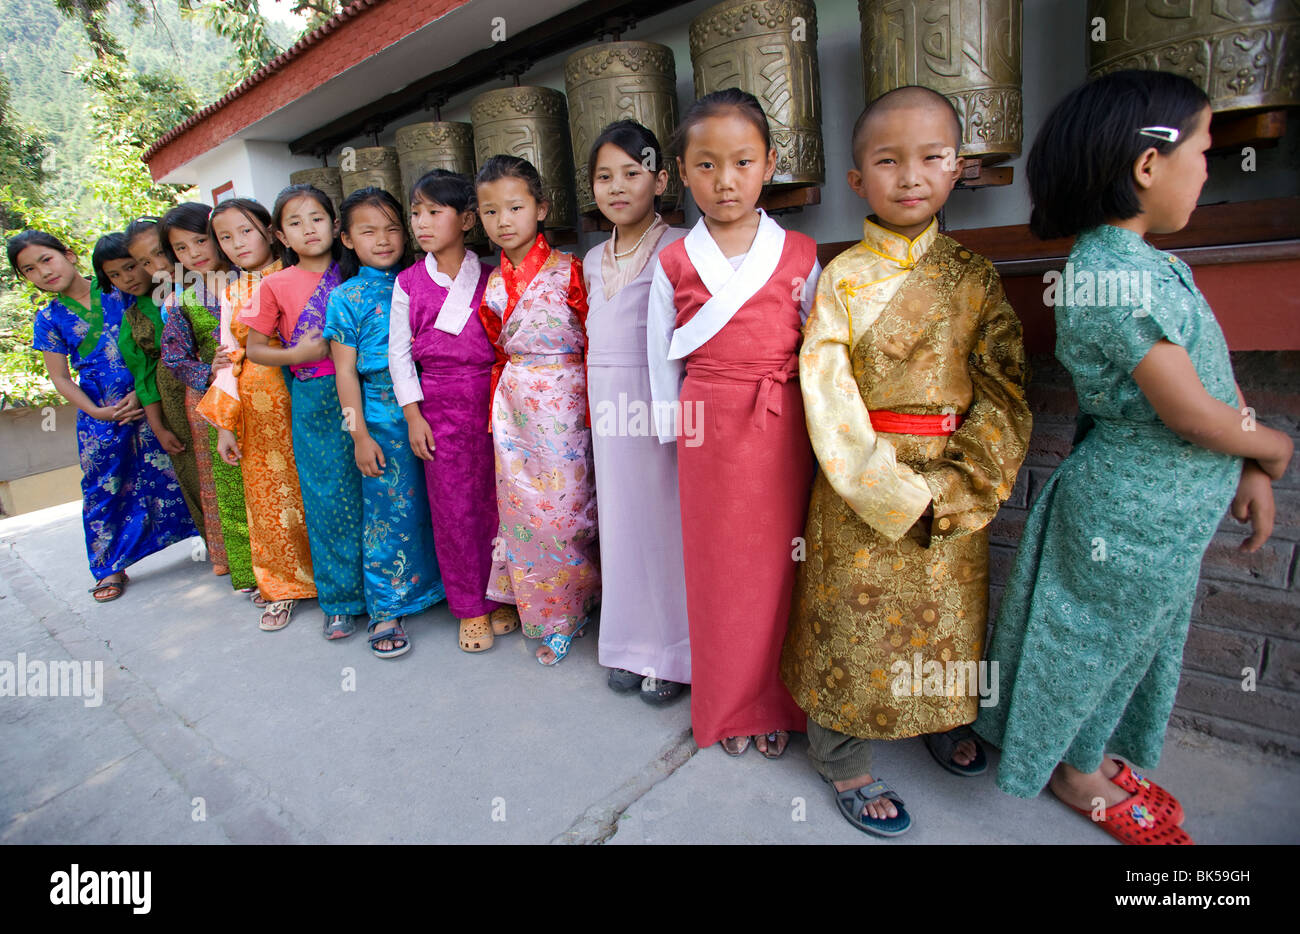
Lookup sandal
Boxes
[755,730,790,759]
[922,724,988,776]
[1063,794,1194,845]
[536,619,588,666]
[490,606,519,636]
[89,573,129,603]
[1109,760,1185,827]
[459,615,493,653]
[720,735,751,757]
[639,677,686,705]
[368,619,411,659]
[259,600,295,632]
[323,614,356,640]
[823,776,912,837]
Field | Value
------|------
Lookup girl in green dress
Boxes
[974,70,1293,845]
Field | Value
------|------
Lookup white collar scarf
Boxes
[667,208,785,360]
[430,250,483,336]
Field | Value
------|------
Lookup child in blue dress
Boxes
[11,231,195,602]
[974,70,1293,845]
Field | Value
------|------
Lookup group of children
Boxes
[10,68,1291,844]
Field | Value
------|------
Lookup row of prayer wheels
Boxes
[290,0,1298,228]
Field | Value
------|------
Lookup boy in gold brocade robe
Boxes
[780,87,1031,837]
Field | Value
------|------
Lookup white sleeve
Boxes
[646,258,685,445]
[800,258,822,324]
[387,279,424,407]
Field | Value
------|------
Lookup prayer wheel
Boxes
[688,0,825,187]
[1088,0,1300,113]
[289,167,344,215]
[860,0,1023,165]
[395,122,477,201]
[564,41,682,215]
[471,86,578,230]
[339,146,403,204]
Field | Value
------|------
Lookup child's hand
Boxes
[1231,460,1276,553]
[112,391,144,422]
[91,404,119,421]
[353,434,386,477]
[1256,433,1294,482]
[407,414,436,461]
[211,346,232,372]
[156,427,185,456]
[294,329,328,364]
[217,428,242,465]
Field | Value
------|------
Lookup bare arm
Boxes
[42,351,112,420]
[329,341,385,477]
[245,327,326,366]
[1133,340,1292,478]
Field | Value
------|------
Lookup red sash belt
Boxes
[868,409,965,436]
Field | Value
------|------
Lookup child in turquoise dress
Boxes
[974,70,1293,845]
[324,187,445,657]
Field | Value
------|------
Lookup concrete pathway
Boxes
[3,502,1297,844]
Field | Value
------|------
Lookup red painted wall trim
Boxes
[1005,258,1300,354]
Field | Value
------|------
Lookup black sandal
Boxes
[922,724,987,776]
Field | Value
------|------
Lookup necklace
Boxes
[613,214,661,259]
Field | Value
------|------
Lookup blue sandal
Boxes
[536,619,588,666]
[368,619,410,659]
[823,776,912,837]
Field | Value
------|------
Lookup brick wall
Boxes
[987,351,1300,756]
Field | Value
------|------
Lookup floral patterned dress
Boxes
[33,281,196,578]
[975,224,1241,797]
[324,264,444,622]
[478,234,600,639]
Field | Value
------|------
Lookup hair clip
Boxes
[1137,126,1179,143]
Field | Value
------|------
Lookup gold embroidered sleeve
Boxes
[800,270,933,542]
[920,264,1031,540]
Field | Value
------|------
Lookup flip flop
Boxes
[824,776,912,837]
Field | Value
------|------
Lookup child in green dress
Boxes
[974,70,1293,845]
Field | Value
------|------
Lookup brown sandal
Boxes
[489,606,519,636]
[459,615,494,652]
[721,735,751,757]
[755,730,790,759]
[90,573,129,603]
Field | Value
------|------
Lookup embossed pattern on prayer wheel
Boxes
[395,122,477,202]
[471,87,578,230]
[289,167,344,216]
[565,41,682,215]
[860,0,1023,165]
[1088,0,1300,113]
[339,146,403,204]
[689,0,825,186]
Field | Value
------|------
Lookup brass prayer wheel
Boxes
[1088,0,1300,113]
[689,0,825,187]
[339,146,403,204]
[471,86,578,230]
[564,41,682,215]
[395,122,477,202]
[289,167,344,215]
[860,0,1023,165]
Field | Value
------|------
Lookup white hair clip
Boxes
[1137,126,1180,143]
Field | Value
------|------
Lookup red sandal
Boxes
[1109,760,1184,827]
[1065,794,1194,845]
